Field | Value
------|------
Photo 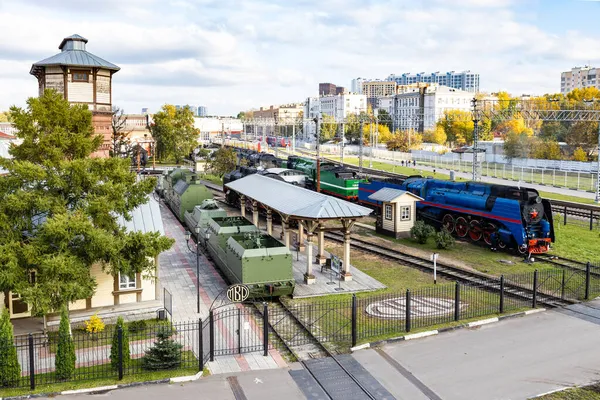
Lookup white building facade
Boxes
[303,94,367,140]
[387,70,479,93]
[561,66,599,94]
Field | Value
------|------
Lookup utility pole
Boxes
[340,119,345,166]
[359,118,364,175]
[221,121,225,147]
[292,118,296,155]
[315,116,321,192]
[471,98,481,182]
[596,122,600,203]
[374,108,379,166]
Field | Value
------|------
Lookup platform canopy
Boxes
[225,174,372,220]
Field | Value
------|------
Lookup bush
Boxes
[127,319,147,333]
[0,308,20,387]
[435,228,456,249]
[110,316,131,370]
[84,314,105,335]
[142,328,183,371]
[55,307,76,380]
[410,220,435,244]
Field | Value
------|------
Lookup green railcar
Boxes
[184,199,228,238]
[204,216,295,298]
[289,156,364,200]
[167,173,213,221]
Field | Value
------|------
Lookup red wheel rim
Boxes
[442,214,455,233]
[468,220,482,241]
[455,217,468,238]
[483,223,497,246]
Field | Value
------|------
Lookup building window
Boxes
[384,204,393,220]
[400,206,411,221]
[72,71,89,82]
[119,273,137,290]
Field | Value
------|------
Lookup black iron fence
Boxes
[553,207,600,231]
[3,264,600,391]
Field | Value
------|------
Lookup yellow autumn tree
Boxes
[422,126,447,144]
[494,118,533,138]
[573,147,588,162]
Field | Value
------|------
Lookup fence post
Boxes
[238,308,242,354]
[590,210,594,231]
[585,262,591,300]
[28,334,35,390]
[198,318,204,372]
[532,270,538,309]
[351,294,357,347]
[117,326,124,380]
[209,310,215,362]
[454,282,460,321]
[499,276,505,314]
[561,269,566,300]
[405,290,411,333]
[263,302,269,357]
[564,206,567,225]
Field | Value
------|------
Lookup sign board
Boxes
[227,284,250,303]
[331,255,342,271]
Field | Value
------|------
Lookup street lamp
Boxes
[184,227,202,314]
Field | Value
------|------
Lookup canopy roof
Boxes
[368,188,423,202]
[225,174,372,220]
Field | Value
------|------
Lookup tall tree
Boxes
[0,309,20,387]
[540,121,568,142]
[566,121,598,159]
[436,110,491,146]
[503,131,531,162]
[0,89,173,316]
[386,130,422,152]
[151,105,198,164]
[110,107,133,158]
[376,109,393,132]
[319,114,337,143]
[422,126,447,145]
[566,87,600,103]
[207,147,237,177]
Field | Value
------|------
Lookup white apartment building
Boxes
[194,117,242,143]
[350,77,371,94]
[303,94,367,140]
[561,66,599,94]
[387,71,480,93]
[392,85,474,132]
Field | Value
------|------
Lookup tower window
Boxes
[72,71,89,82]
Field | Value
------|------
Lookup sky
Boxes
[1,0,600,116]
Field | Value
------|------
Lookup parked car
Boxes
[261,168,307,186]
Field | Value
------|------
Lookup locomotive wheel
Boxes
[497,240,507,249]
[442,214,455,233]
[455,217,469,238]
[468,220,483,241]
[482,223,497,246]
[516,244,528,255]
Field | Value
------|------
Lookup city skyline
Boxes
[1,0,600,116]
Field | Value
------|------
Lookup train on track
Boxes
[158,169,296,298]
[222,146,556,254]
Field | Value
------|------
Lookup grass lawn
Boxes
[0,351,203,398]
[550,222,600,263]
[536,384,600,399]
[198,173,223,186]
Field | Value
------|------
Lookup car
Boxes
[261,168,307,186]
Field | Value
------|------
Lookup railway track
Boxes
[324,231,576,308]
[536,254,600,276]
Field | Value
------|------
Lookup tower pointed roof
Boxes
[30,34,119,78]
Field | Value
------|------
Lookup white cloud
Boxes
[1,0,600,115]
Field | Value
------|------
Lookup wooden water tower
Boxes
[30,34,120,157]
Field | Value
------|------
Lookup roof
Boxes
[0,131,15,140]
[368,188,423,202]
[30,34,119,77]
[225,174,372,220]
[116,196,165,235]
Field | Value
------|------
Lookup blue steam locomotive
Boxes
[360,178,555,254]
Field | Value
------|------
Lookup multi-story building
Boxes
[561,66,600,94]
[175,105,198,115]
[247,103,304,138]
[318,83,337,96]
[387,71,480,93]
[303,94,367,140]
[194,117,242,143]
[350,77,371,95]
[30,34,120,157]
[335,86,346,95]
[391,85,474,132]
[197,106,207,117]
[362,80,398,108]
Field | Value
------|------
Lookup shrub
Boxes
[142,328,183,371]
[410,220,435,244]
[0,309,20,387]
[435,228,456,249]
[55,307,76,380]
[110,317,130,370]
[127,319,147,333]
[84,314,105,335]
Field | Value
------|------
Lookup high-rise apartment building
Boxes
[197,106,207,117]
[561,66,599,94]
[350,77,371,94]
[387,71,479,93]
[318,83,337,96]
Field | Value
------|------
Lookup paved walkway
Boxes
[157,202,286,374]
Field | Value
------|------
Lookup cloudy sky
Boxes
[1,0,600,116]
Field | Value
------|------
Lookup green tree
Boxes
[435,228,455,250]
[0,309,20,387]
[540,121,568,142]
[386,130,422,152]
[566,121,598,159]
[319,114,337,143]
[376,109,393,131]
[503,131,531,162]
[410,220,435,244]
[236,111,246,120]
[436,110,490,146]
[142,328,183,370]
[0,89,174,316]
[151,105,198,164]
[0,112,8,123]
[110,316,130,370]
[55,307,76,380]
[530,139,562,160]
[208,147,237,177]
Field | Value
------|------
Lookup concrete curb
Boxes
[350,308,547,352]
[2,373,202,400]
